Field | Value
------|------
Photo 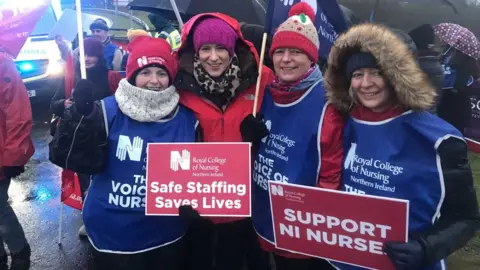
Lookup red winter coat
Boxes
[0,52,34,179]
[175,13,274,224]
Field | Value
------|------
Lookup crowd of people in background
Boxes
[1,1,479,270]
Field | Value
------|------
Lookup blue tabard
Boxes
[83,96,197,253]
[252,79,327,244]
[332,111,462,270]
[104,42,119,70]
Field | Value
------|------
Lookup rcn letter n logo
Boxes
[170,150,191,171]
[116,135,144,162]
[271,184,284,196]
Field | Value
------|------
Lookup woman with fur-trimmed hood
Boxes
[325,23,479,270]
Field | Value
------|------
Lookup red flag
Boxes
[0,1,52,58]
[60,51,80,209]
[61,169,83,210]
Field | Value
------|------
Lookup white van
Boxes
[14,0,64,99]
[14,0,110,99]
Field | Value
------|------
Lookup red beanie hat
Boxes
[269,2,320,62]
[126,36,178,81]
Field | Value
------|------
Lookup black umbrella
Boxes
[340,5,360,26]
[128,0,266,25]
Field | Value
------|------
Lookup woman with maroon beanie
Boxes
[50,37,122,237]
[51,38,122,117]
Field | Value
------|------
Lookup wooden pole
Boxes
[252,33,268,116]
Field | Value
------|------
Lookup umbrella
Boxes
[130,0,360,28]
[340,4,360,26]
[434,23,480,60]
[128,0,265,25]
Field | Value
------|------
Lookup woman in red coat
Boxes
[174,13,274,270]
[0,50,35,270]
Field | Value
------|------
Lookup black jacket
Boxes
[49,101,202,175]
[49,102,107,174]
[419,137,480,266]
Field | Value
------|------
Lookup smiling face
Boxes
[135,66,170,91]
[197,44,231,78]
[272,48,312,83]
[350,68,393,112]
[85,55,99,69]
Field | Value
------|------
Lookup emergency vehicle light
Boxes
[19,63,34,72]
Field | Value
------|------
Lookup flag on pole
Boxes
[61,170,83,210]
[59,48,83,210]
[264,0,348,61]
[0,0,52,58]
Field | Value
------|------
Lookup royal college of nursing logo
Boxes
[343,141,404,193]
[116,135,144,162]
[270,184,284,196]
[261,120,272,143]
[344,142,357,170]
[170,150,191,171]
[137,56,148,68]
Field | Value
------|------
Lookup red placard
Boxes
[269,182,409,270]
[146,143,251,217]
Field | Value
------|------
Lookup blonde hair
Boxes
[127,29,150,42]
[348,85,358,111]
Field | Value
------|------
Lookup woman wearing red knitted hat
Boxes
[240,3,342,270]
[49,36,200,270]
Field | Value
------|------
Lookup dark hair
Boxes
[90,18,109,32]
[239,23,273,70]
[408,24,435,51]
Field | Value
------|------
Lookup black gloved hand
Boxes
[240,113,269,143]
[3,166,25,179]
[72,79,95,116]
[178,205,200,225]
[384,240,426,270]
